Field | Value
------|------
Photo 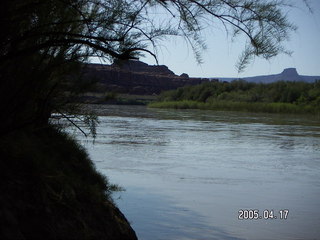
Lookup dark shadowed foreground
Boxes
[0,126,137,240]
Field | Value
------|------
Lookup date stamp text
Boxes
[238,209,289,220]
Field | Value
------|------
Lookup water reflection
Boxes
[76,105,320,240]
[116,187,245,240]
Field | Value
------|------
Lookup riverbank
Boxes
[149,80,320,115]
[149,100,319,115]
[0,125,137,240]
[77,92,157,105]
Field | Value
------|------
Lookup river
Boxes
[71,105,320,240]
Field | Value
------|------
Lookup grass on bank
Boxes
[148,80,320,115]
[149,100,319,115]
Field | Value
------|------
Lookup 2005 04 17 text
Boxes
[238,209,289,220]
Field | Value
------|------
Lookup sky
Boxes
[139,0,320,78]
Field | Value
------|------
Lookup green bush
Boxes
[152,80,320,115]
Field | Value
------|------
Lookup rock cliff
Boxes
[82,60,208,95]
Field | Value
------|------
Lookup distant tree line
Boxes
[153,80,320,114]
[158,80,320,105]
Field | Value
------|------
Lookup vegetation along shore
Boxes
[149,80,320,115]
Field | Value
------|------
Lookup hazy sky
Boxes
[140,0,320,78]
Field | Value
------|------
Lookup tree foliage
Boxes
[158,80,320,106]
[0,0,301,134]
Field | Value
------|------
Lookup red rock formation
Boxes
[82,60,207,95]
